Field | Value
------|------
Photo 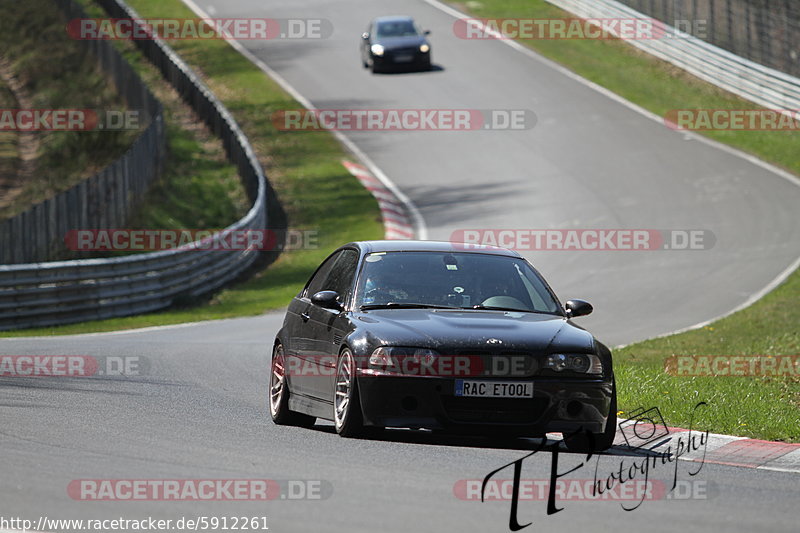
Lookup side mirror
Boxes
[361,32,370,40]
[423,29,431,35]
[565,299,593,318]
[312,290,343,311]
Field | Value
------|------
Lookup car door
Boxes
[304,248,360,401]
[287,250,342,399]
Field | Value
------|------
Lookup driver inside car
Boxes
[362,272,409,304]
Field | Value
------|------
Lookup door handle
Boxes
[301,312,311,322]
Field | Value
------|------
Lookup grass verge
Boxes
[614,268,800,442]
[456,0,800,441]
[0,0,140,220]
[0,0,382,335]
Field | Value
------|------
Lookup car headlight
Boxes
[419,44,430,53]
[544,353,603,375]
[371,44,385,56]
[369,346,438,372]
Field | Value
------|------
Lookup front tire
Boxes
[334,348,366,437]
[270,343,316,428]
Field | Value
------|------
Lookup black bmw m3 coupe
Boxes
[270,241,616,452]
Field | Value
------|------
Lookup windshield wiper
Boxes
[360,302,458,310]
[466,304,533,313]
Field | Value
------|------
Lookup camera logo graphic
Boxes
[618,407,669,448]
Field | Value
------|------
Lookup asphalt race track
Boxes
[2,320,799,532]
[206,0,800,347]
[2,0,800,531]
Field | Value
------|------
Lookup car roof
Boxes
[344,240,522,258]
[373,16,415,24]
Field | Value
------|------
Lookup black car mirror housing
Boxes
[565,299,593,318]
[312,290,344,311]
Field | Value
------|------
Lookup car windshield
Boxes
[376,20,419,38]
[356,251,562,314]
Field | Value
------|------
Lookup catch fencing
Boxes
[617,0,799,78]
[0,0,276,331]
[547,0,800,113]
[0,0,165,265]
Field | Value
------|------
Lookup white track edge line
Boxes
[182,0,427,240]
[0,316,256,339]
[419,0,800,348]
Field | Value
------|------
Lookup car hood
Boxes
[375,35,427,49]
[352,309,595,353]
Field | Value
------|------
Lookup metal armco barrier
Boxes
[616,0,800,79]
[0,0,274,331]
[547,0,800,113]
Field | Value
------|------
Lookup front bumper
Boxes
[357,373,613,435]
[373,49,430,68]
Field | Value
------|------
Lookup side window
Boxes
[304,251,342,297]
[321,249,360,304]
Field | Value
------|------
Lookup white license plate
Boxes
[455,380,533,398]
[394,54,413,62]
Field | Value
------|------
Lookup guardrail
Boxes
[616,0,800,79]
[0,0,277,331]
[547,0,800,113]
